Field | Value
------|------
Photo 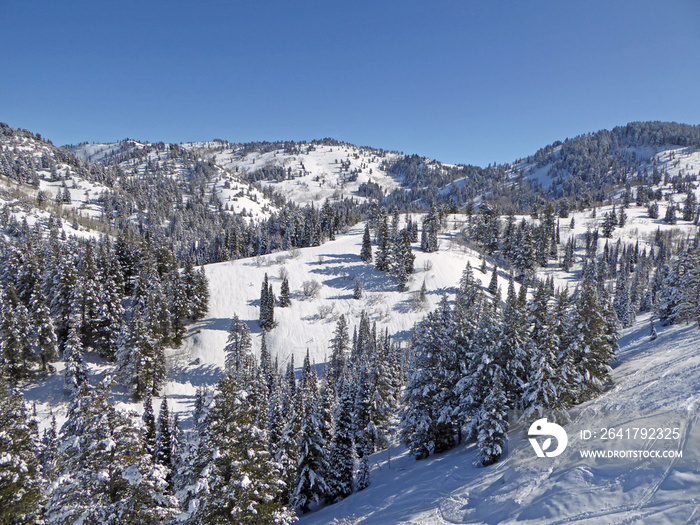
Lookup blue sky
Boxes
[2,1,699,166]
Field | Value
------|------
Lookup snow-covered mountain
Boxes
[4,120,700,523]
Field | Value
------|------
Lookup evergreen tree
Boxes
[569,275,618,401]
[1,284,34,380]
[143,393,157,460]
[155,396,174,489]
[279,275,291,307]
[488,266,498,295]
[190,377,294,524]
[664,203,677,224]
[47,381,177,524]
[360,222,373,263]
[292,393,330,513]
[477,369,509,466]
[356,454,370,492]
[260,273,272,330]
[327,315,349,389]
[400,296,460,459]
[224,314,253,381]
[30,281,58,372]
[117,305,166,401]
[353,278,363,299]
[374,208,391,272]
[420,207,439,253]
[0,378,42,524]
[326,375,355,503]
[63,318,88,395]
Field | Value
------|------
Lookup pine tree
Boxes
[1,284,29,380]
[360,222,373,263]
[374,208,391,271]
[0,377,42,524]
[521,283,566,420]
[279,275,291,307]
[569,275,618,401]
[117,304,166,401]
[30,281,58,372]
[143,393,157,460]
[356,454,370,491]
[477,369,509,466]
[353,278,363,299]
[396,258,408,291]
[498,278,530,403]
[292,393,330,513]
[155,396,174,489]
[400,296,460,459]
[488,265,498,295]
[421,207,439,253]
[268,283,275,328]
[328,315,349,389]
[418,279,428,306]
[63,317,88,395]
[224,314,253,381]
[326,374,355,503]
[191,377,294,524]
[260,273,271,330]
[47,381,177,524]
[664,204,677,224]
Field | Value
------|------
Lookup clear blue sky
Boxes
[2,1,699,166]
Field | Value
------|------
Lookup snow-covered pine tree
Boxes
[420,206,439,253]
[477,368,509,466]
[155,396,174,489]
[224,314,253,382]
[374,208,391,272]
[400,296,460,459]
[292,391,330,513]
[328,315,350,390]
[260,273,271,329]
[0,377,42,523]
[1,283,30,380]
[190,376,295,524]
[488,265,498,295]
[268,282,275,328]
[353,277,363,299]
[63,316,88,395]
[498,277,530,404]
[360,222,373,263]
[47,381,177,524]
[326,374,355,503]
[568,274,618,402]
[30,280,58,372]
[143,393,157,461]
[188,267,210,322]
[279,274,291,307]
[117,305,166,400]
[521,283,566,420]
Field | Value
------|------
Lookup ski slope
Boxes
[300,314,700,525]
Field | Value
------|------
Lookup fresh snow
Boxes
[299,314,700,525]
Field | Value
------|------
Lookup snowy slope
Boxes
[299,314,700,525]
[212,142,401,205]
[70,139,280,220]
[165,217,496,425]
[514,144,700,194]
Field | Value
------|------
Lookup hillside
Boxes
[299,314,700,525]
[3,121,700,523]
